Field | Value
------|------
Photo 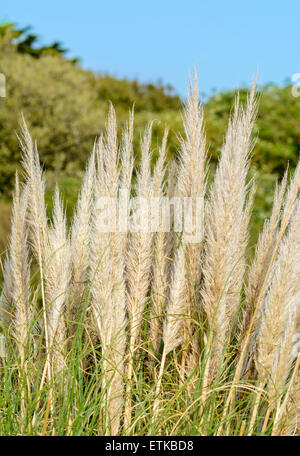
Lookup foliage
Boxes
[204,84,300,175]
[0,23,181,195]
[0,22,71,59]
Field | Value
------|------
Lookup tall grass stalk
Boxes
[18,118,53,402]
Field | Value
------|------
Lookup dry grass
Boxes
[0,74,299,436]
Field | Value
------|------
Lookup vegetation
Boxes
[1,24,300,256]
[0,75,299,436]
[0,24,299,435]
[0,22,70,59]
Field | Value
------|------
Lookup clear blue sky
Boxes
[2,0,299,97]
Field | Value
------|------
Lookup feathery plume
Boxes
[18,117,52,382]
[150,129,169,355]
[125,122,153,428]
[256,199,300,392]
[223,152,300,431]
[5,173,30,361]
[241,172,288,339]
[44,187,71,373]
[175,72,207,378]
[90,105,127,435]
[126,122,153,348]
[201,84,257,379]
[70,147,95,324]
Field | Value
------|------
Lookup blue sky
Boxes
[2,0,299,97]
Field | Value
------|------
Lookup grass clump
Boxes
[0,73,299,436]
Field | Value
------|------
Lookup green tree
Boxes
[0,22,72,59]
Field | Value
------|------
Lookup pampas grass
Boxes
[0,74,299,436]
[70,147,95,326]
[201,84,256,391]
[45,187,71,373]
[125,122,154,427]
[4,173,30,363]
[2,173,30,419]
[175,74,207,380]
[90,105,128,435]
[18,117,52,388]
[149,128,169,355]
